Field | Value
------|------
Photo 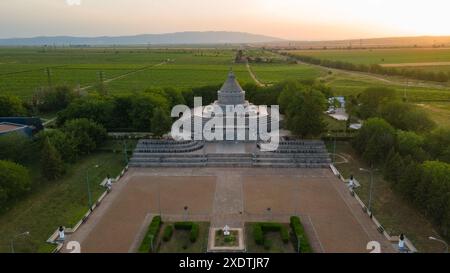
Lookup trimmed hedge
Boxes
[253,224,264,245]
[162,225,173,242]
[138,216,161,253]
[290,216,312,253]
[190,223,200,243]
[174,221,194,230]
[173,221,200,243]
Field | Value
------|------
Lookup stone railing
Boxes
[330,164,418,253]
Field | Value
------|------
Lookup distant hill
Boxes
[0,31,284,46]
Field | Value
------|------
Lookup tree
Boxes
[41,137,65,180]
[0,160,31,207]
[278,82,327,137]
[151,108,172,138]
[353,118,396,165]
[33,85,77,113]
[63,119,107,155]
[424,128,450,163]
[397,130,427,162]
[418,161,450,228]
[38,130,77,162]
[383,149,404,187]
[0,95,26,117]
[0,132,36,164]
[379,101,435,132]
[357,87,396,119]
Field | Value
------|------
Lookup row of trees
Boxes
[285,53,450,83]
[352,86,450,240]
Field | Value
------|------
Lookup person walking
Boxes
[58,226,65,242]
[398,234,407,253]
[105,175,112,193]
[348,175,356,190]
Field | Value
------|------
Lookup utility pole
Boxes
[46,67,52,88]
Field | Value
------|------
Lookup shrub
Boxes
[253,224,264,245]
[280,226,289,244]
[138,216,161,253]
[162,225,173,242]
[190,223,199,243]
[290,216,312,253]
[174,222,194,230]
[0,160,31,208]
[260,223,282,232]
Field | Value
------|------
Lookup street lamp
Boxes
[360,166,378,214]
[429,236,448,253]
[327,133,336,164]
[86,164,100,211]
[10,231,30,253]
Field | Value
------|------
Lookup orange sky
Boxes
[0,0,449,40]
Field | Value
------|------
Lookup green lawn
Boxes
[327,141,445,253]
[0,152,126,253]
[157,222,209,253]
[250,63,325,84]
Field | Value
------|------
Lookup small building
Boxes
[0,122,33,137]
[0,117,43,134]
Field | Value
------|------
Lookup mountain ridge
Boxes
[0,31,284,46]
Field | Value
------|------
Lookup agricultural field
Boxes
[284,48,450,65]
[0,47,243,98]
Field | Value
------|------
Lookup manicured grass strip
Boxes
[290,216,312,253]
[138,216,161,253]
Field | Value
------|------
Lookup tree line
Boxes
[283,53,450,83]
[350,87,450,241]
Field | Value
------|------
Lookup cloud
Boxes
[65,0,82,6]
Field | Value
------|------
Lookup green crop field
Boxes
[285,48,450,65]
[0,47,241,98]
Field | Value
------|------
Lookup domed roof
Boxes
[219,70,244,94]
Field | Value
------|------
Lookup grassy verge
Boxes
[327,141,444,253]
[0,152,125,253]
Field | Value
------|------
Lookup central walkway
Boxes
[211,174,244,228]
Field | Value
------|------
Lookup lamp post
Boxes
[86,164,100,211]
[429,236,448,253]
[360,166,378,214]
[327,133,336,164]
[10,231,30,253]
[184,206,189,221]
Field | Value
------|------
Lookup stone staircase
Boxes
[129,139,331,168]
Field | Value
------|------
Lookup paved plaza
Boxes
[64,167,395,253]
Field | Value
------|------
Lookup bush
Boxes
[260,223,282,232]
[162,225,173,242]
[290,216,312,253]
[190,223,200,243]
[174,222,194,230]
[138,216,161,253]
[0,160,31,208]
[253,224,264,245]
[280,226,289,244]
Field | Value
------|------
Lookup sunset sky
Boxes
[1,0,449,40]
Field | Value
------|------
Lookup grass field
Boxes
[0,152,125,253]
[158,222,209,253]
[327,141,446,253]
